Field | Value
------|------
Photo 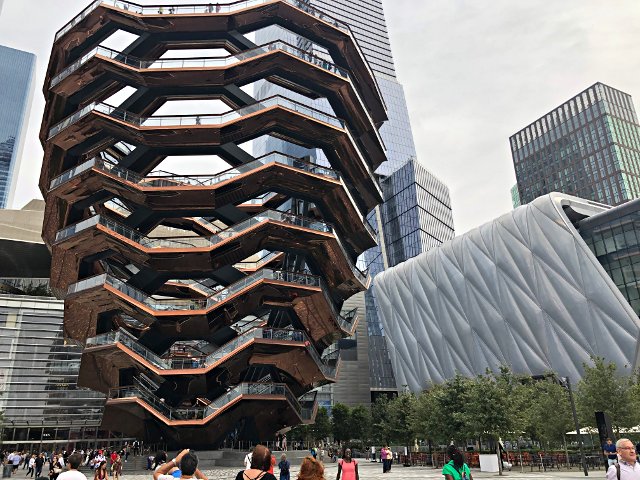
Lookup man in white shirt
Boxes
[243,451,252,470]
[607,438,640,480]
[57,453,87,480]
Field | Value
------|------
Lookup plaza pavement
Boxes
[121,461,604,479]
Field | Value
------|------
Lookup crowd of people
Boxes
[0,442,480,480]
[1,446,133,480]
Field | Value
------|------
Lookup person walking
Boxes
[281,435,287,452]
[110,455,122,480]
[278,454,290,480]
[605,438,619,468]
[336,449,358,480]
[607,438,640,480]
[26,455,35,477]
[442,448,472,480]
[35,454,45,478]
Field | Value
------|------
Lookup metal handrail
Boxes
[55,0,351,43]
[107,381,302,421]
[48,94,345,139]
[51,40,350,87]
[54,211,368,285]
[86,325,336,376]
[67,269,321,312]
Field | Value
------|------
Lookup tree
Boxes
[310,407,331,444]
[576,357,639,430]
[461,372,513,448]
[371,396,392,444]
[331,403,352,444]
[527,379,574,448]
[349,404,371,447]
[386,393,416,445]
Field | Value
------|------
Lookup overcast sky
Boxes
[0,1,639,234]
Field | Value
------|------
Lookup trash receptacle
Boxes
[3,464,13,478]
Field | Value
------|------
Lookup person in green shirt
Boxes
[442,449,472,480]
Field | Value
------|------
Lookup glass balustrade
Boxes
[55,0,351,43]
[51,40,350,88]
[48,95,345,139]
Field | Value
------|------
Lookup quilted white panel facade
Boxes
[375,193,640,390]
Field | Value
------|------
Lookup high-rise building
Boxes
[0,45,35,209]
[41,1,385,447]
[511,82,640,207]
[254,0,455,403]
[0,200,107,450]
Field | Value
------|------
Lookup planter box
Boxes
[479,454,500,472]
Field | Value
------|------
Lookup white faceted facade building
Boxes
[375,193,640,390]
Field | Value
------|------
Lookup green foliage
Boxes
[576,357,640,430]
[331,403,352,443]
[526,379,574,447]
[349,404,371,445]
[310,407,331,443]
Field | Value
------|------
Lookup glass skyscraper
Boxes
[511,82,640,207]
[254,0,455,400]
[0,45,35,209]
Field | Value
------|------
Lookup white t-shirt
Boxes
[58,470,88,480]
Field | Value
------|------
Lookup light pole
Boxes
[562,376,588,476]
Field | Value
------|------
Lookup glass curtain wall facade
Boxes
[0,45,35,209]
[579,198,640,315]
[511,82,640,207]
[0,294,107,449]
[255,0,454,399]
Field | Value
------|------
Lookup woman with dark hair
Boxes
[442,448,472,480]
[94,461,109,480]
[235,445,276,480]
[297,456,324,480]
[336,448,358,480]
[153,452,167,471]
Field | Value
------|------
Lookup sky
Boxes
[0,1,639,234]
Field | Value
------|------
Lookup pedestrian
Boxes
[93,461,108,480]
[235,445,276,480]
[336,448,358,480]
[110,456,122,480]
[278,454,290,480]
[12,453,22,475]
[442,448,472,480]
[297,457,324,480]
[243,450,252,470]
[282,434,287,452]
[27,455,36,477]
[35,455,45,478]
[605,438,619,468]
[607,438,640,480]
[153,452,167,471]
[269,454,276,475]
[57,453,87,480]
[380,446,389,473]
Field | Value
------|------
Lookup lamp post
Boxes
[562,377,588,476]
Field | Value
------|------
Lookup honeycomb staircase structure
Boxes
[40,0,386,447]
